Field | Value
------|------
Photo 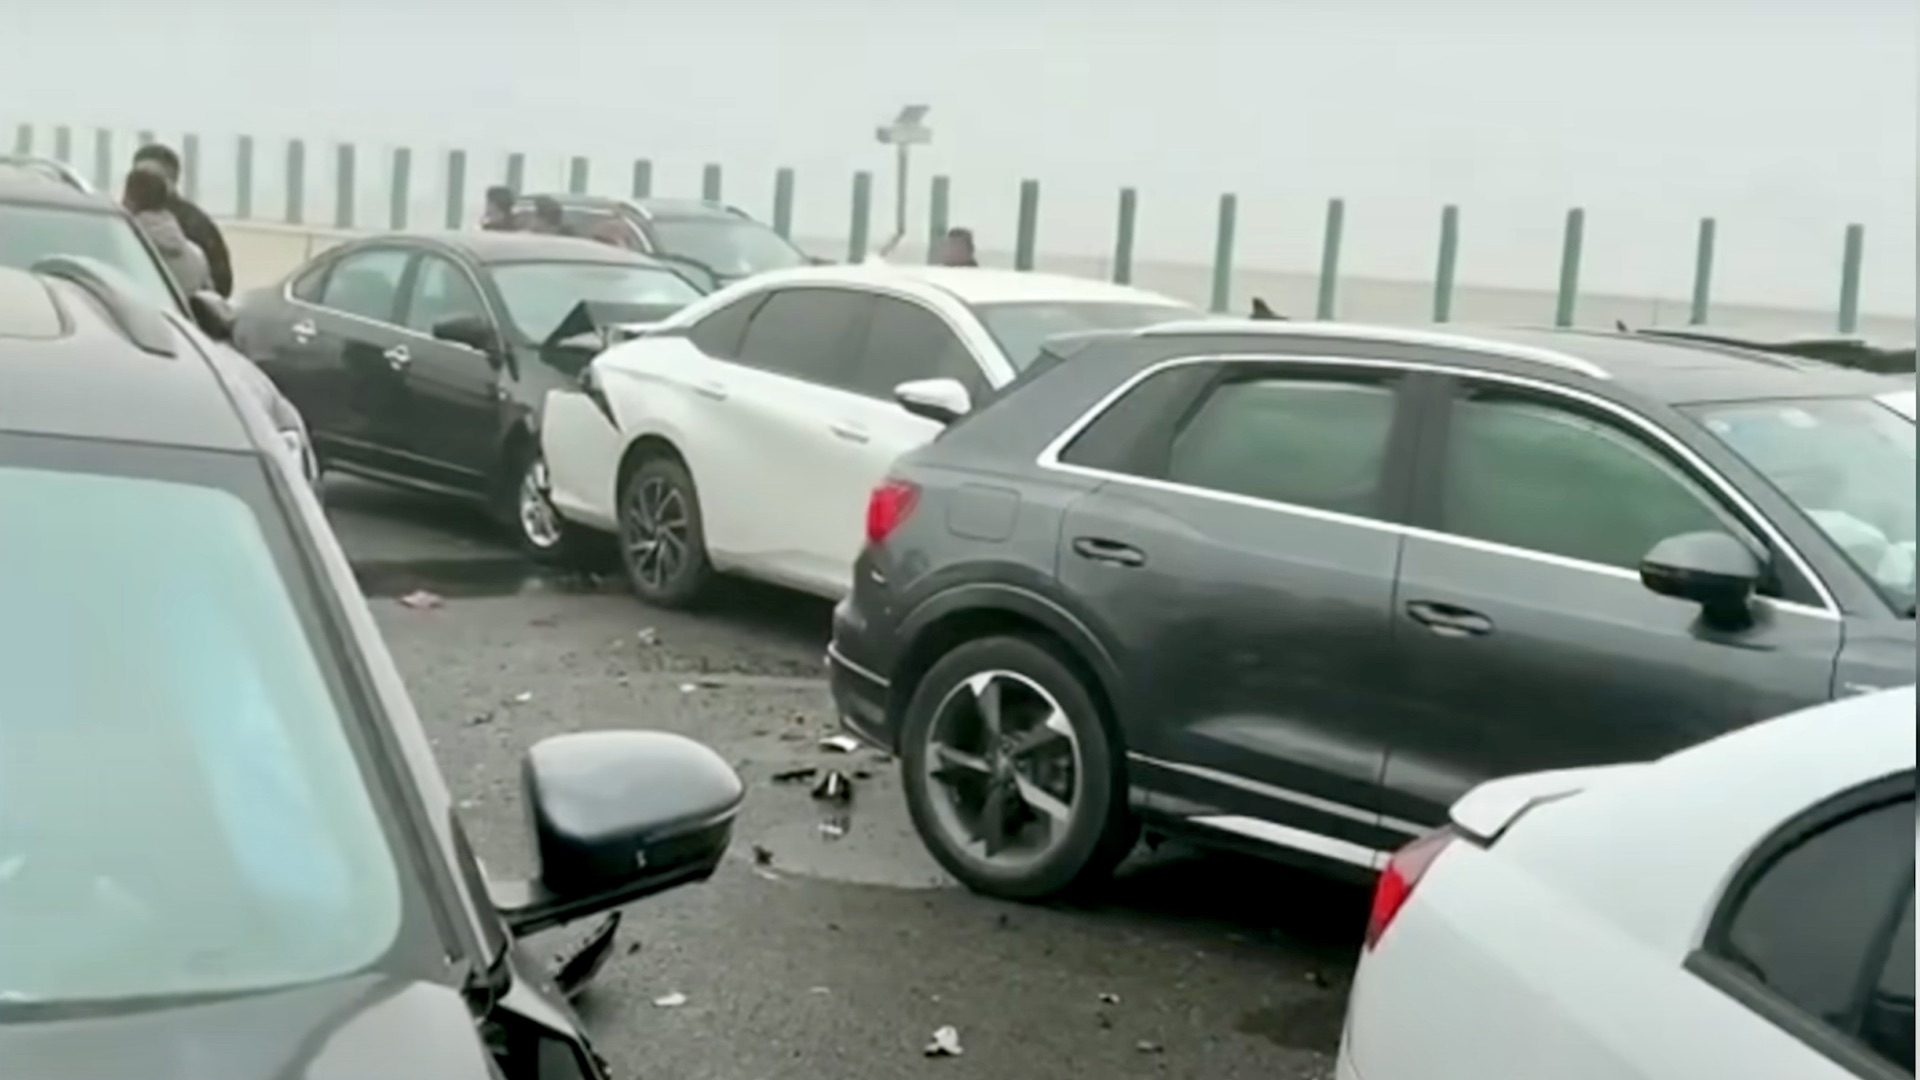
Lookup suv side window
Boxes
[688,293,767,360]
[1699,783,1915,1074]
[1441,388,1748,577]
[317,248,410,323]
[402,256,488,336]
[1057,364,1218,475]
[1163,373,1402,519]
[735,287,870,387]
[850,297,987,401]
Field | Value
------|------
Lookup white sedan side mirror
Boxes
[893,378,973,425]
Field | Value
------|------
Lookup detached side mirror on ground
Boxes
[491,730,743,937]
[894,378,973,425]
[188,290,236,342]
[1640,531,1764,626]
[433,314,500,357]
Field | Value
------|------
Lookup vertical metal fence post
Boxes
[1554,208,1586,328]
[505,152,525,194]
[1433,204,1460,323]
[1210,194,1238,313]
[630,159,653,198]
[848,171,873,262]
[1837,223,1864,334]
[390,147,412,229]
[91,129,113,192]
[235,136,254,220]
[1112,187,1138,285]
[568,156,589,194]
[927,175,951,261]
[53,125,72,163]
[285,139,306,225]
[182,134,200,202]
[444,150,467,229]
[702,164,723,202]
[1316,198,1345,319]
[1014,180,1040,271]
[12,123,31,154]
[772,167,796,238]
[334,144,356,229]
[1689,217,1716,326]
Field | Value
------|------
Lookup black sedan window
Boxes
[491,260,704,343]
[0,440,406,1009]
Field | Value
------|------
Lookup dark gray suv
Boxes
[827,321,1917,901]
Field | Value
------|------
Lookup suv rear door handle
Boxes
[1406,601,1494,638]
[1072,537,1146,568]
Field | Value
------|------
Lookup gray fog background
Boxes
[5,0,1915,321]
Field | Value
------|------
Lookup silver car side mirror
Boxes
[894,378,972,425]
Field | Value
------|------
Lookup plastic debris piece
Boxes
[511,691,533,704]
[924,1025,963,1057]
[818,734,861,754]
[1135,1039,1164,1054]
[467,710,496,726]
[636,627,660,646]
[772,766,819,785]
[751,844,774,866]
[1099,992,1121,1005]
[811,770,852,803]
[398,589,443,610]
[652,992,687,1009]
[679,683,699,694]
[818,820,847,840]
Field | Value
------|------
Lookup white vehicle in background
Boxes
[539,264,1196,606]
[1338,685,1917,1080]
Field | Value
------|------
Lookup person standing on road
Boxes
[123,165,213,296]
[131,144,232,297]
[525,196,569,236]
[936,227,979,267]
[481,185,519,231]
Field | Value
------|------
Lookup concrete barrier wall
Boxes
[223,219,1912,343]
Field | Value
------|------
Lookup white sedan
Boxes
[1338,685,1916,1080]
[539,264,1195,605]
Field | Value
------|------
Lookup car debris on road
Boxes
[924,1025,964,1057]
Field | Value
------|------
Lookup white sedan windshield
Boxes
[0,457,403,1006]
[1689,397,1917,613]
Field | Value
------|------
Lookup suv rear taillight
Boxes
[866,480,920,546]
[1364,828,1456,951]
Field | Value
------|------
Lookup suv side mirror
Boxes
[490,731,743,936]
[894,378,972,425]
[189,290,236,342]
[432,314,499,356]
[1641,531,1763,626]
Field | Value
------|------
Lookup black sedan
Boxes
[234,231,706,556]
[1,259,743,1079]
[519,194,818,287]
[829,320,1915,901]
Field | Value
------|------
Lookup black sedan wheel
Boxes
[509,447,579,565]
[617,457,713,608]
[900,634,1135,901]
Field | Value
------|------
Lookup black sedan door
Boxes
[1381,375,1843,827]
[293,246,419,478]
[393,253,507,495]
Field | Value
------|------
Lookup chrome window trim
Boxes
[1035,353,1842,620]
[1132,752,1426,836]
[281,244,505,352]
[1136,320,1612,381]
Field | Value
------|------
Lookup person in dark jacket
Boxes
[526,196,569,236]
[131,144,232,297]
[481,186,519,231]
[124,165,212,295]
[936,227,978,267]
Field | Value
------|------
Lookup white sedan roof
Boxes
[1488,685,1917,959]
[739,263,1194,308]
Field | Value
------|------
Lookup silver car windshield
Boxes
[1686,396,1917,614]
[0,451,404,1006]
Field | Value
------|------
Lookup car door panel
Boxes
[1381,378,1845,828]
[301,247,417,476]
[397,255,505,493]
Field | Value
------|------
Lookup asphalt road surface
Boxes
[327,477,1368,1080]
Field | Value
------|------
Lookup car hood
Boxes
[0,974,496,1080]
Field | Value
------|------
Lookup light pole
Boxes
[875,104,931,257]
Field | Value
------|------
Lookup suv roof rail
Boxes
[1138,319,1612,381]
[0,154,95,194]
[32,255,177,357]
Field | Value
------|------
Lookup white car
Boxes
[1338,685,1916,1080]
[540,264,1196,604]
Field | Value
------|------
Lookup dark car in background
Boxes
[519,194,817,288]
[234,231,707,555]
[827,320,1916,901]
[0,261,744,1080]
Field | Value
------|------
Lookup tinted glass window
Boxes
[1716,796,1914,1037]
[1864,891,1916,1071]
[0,449,404,1005]
[688,294,766,359]
[1166,375,1399,518]
[649,217,807,278]
[736,287,869,386]
[1444,391,1729,572]
[318,248,409,323]
[402,256,488,335]
[0,202,178,312]
[290,260,330,303]
[490,261,703,343]
[852,297,985,400]
[1058,364,1216,475]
